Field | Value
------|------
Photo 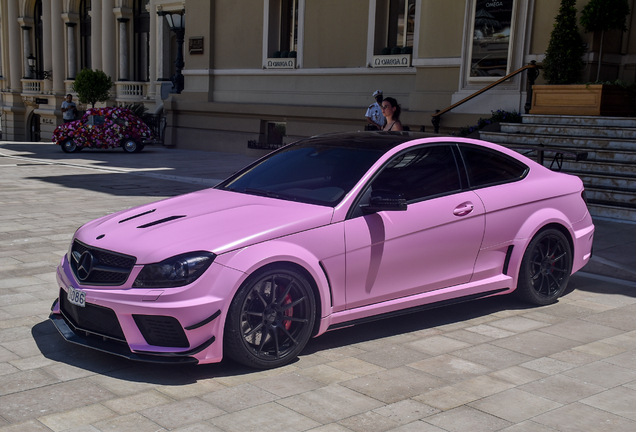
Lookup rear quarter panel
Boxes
[471,166,591,285]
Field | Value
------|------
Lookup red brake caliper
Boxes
[282,293,293,331]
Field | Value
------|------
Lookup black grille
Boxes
[133,315,189,348]
[59,290,126,341]
[70,240,136,285]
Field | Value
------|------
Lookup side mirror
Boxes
[361,190,407,214]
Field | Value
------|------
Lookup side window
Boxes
[354,145,461,214]
[459,145,528,188]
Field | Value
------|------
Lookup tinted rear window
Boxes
[459,145,528,188]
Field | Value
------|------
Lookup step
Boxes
[576,173,636,190]
[498,144,636,179]
[484,138,636,167]
[585,188,636,207]
[501,123,636,139]
[522,114,636,128]
[481,131,636,153]
[520,156,636,177]
[588,203,636,222]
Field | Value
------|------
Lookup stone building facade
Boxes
[1,0,635,152]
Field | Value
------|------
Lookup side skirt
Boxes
[327,287,509,331]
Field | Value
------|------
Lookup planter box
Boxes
[530,84,636,116]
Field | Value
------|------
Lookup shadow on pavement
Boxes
[25,172,206,198]
[32,293,537,384]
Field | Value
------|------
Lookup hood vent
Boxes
[119,209,156,224]
[137,215,186,228]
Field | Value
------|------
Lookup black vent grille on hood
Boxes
[119,209,156,223]
[137,215,186,228]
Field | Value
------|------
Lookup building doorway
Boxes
[29,113,41,142]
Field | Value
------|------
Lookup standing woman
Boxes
[381,97,404,131]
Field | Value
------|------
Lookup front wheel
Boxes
[516,228,572,305]
[224,266,316,369]
[61,139,81,153]
[121,139,142,153]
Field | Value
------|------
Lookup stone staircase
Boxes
[480,114,636,222]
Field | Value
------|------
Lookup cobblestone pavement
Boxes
[1,142,636,432]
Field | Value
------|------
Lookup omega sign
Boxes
[372,54,411,68]
[266,58,296,69]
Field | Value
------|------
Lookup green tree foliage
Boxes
[542,0,586,85]
[580,0,630,80]
[71,69,114,108]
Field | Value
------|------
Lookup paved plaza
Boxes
[1,142,636,432]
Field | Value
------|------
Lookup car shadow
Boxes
[31,273,628,384]
[32,293,533,385]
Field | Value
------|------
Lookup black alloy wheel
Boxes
[225,266,316,369]
[516,228,572,305]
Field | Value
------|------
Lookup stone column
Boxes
[66,23,77,79]
[51,0,65,94]
[91,0,103,70]
[8,0,22,88]
[102,0,116,80]
[148,2,157,96]
[118,18,129,80]
[22,26,32,78]
[42,0,53,92]
[156,11,169,81]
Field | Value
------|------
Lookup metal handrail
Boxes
[513,144,588,171]
[431,61,542,133]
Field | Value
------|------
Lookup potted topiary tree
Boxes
[580,0,630,81]
[531,0,635,116]
[542,0,585,85]
[72,68,114,108]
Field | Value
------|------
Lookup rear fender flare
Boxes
[506,208,574,287]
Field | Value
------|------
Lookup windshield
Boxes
[217,143,386,206]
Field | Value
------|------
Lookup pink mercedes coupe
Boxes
[50,133,594,368]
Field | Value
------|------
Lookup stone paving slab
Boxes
[1,142,636,431]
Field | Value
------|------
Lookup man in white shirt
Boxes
[61,94,77,123]
[365,90,386,131]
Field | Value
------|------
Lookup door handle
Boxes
[453,202,474,216]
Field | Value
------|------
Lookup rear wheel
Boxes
[224,266,316,369]
[516,228,572,305]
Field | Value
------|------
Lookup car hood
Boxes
[74,188,334,264]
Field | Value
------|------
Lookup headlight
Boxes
[132,252,215,288]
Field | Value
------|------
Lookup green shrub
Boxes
[457,110,522,137]
[542,0,585,84]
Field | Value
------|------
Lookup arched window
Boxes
[80,0,92,69]
[134,0,150,81]
[34,0,43,75]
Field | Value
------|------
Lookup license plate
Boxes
[67,286,86,307]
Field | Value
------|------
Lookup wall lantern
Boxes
[158,9,185,94]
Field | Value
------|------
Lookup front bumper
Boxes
[50,254,246,364]
[49,301,208,364]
